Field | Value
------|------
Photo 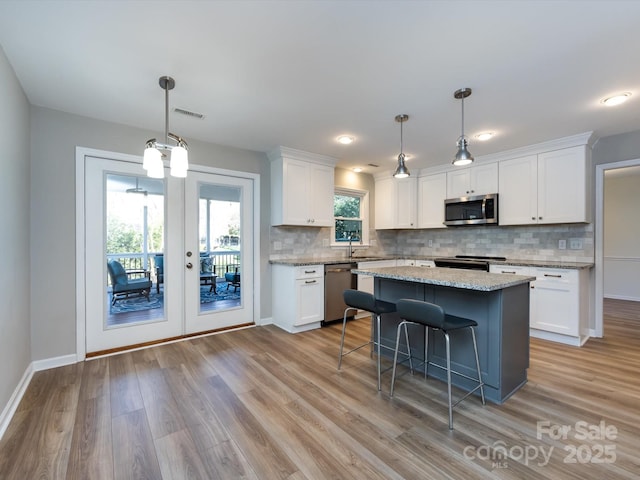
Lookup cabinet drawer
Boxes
[296,265,322,279]
[490,265,530,275]
[535,268,576,285]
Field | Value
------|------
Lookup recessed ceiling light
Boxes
[337,135,354,145]
[475,132,494,141]
[353,167,363,173]
[601,92,631,106]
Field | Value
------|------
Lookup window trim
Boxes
[331,187,370,247]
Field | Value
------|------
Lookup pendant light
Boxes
[393,114,410,178]
[452,87,474,166]
[143,76,189,179]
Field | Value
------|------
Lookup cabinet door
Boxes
[471,163,498,195]
[308,163,335,226]
[530,269,578,335]
[282,159,311,225]
[374,177,395,229]
[537,146,587,224]
[418,173,447,228]
[498,155,538,225]
[446,168,471,198]
[395,177,417,228]
[295,278,323,326]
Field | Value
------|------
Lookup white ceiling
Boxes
[1,0,640,174]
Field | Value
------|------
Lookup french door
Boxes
[84,153,254,354]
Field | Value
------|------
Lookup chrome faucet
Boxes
[348,237,353,259]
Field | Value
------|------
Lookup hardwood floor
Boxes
[1,299,639,479]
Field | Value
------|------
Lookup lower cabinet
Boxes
[272,264,324,333]
[490,265,589,346]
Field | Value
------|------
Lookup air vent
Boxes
[367,163,379,168]
[174,108,205,119]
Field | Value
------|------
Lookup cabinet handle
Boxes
[304,270,316,274]
[532,217,536,220]
[531,285,535,289]
[544,274,562,278]
[305,280,317,284]
[501,270,517,274]
[538,216,542,220]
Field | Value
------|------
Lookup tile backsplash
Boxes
[269,224,594,263]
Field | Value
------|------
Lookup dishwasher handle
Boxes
[326,267,353,273]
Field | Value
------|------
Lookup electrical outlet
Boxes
[569,238,583,250]
[558,239,566,250]
[428,239,433,248]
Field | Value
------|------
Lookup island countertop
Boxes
[353,266,535,292]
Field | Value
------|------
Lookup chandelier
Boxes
[143,76,189,178]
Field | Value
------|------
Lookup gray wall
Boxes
[30,107,270,361]
[0,47,31,416]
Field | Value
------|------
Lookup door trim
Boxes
[594,157,640,338]
[75,146,261,360]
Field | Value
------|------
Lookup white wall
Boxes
[0,46,31,419]
[603,168,640,301]
[30,107,271,361]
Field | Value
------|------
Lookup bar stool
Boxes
[338,289,396,391]
[390,298,485,429]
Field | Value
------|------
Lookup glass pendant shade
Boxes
[143,146,161,171]
[146,151,165,178]
[170,145,188,177]
[393,153,410,178]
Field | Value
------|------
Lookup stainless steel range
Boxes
[434,255,506,272]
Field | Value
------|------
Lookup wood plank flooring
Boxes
[1,299,639,479]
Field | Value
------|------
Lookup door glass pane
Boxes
[198,183,242,314]
[105,174,165,327]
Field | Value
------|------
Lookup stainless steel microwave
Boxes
[444,193,498,226]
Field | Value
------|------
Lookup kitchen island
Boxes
[352,266,535,404]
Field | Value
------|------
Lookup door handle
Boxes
[186,262,193,269]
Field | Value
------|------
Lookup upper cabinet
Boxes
[269,147,337,227]
[446,162,498,198]
[418,173,447,229]
[499,145,591,225]
[374,176,417,229]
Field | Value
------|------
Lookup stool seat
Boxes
[343,289,396,315]
[391,298,485,430]
[338,289,396,391]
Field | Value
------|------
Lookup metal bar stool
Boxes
[338,289,397,391]
[390,298,485,429]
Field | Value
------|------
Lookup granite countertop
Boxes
[353,266,535,292]
[269,256,396,266]
[269,256,593,269]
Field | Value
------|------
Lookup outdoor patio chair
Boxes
[225,265,241,292]
[107,259,152,305]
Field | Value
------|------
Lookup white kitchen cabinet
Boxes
[418,173,447,229]
[446,162,498,198]
[498,145,590,225]
[270,148,336,227]
[489,264,589,346]
[374,176,417,229]
[272,264,324,333]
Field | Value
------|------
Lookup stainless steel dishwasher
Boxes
[323,263,358,324]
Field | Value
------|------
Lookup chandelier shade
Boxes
[143,76,189,178]
[393,114,410,178]
[453,87,474,167]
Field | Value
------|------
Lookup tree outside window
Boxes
[333,188,369,244]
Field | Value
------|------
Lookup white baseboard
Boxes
[0,353,78,441]
[258,317,273,326]
[0,363,34,440]
[32,353,78,372]
[604,294,640,302]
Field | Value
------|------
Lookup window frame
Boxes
[331,187,370,247]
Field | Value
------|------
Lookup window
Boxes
[332,188,369,246]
